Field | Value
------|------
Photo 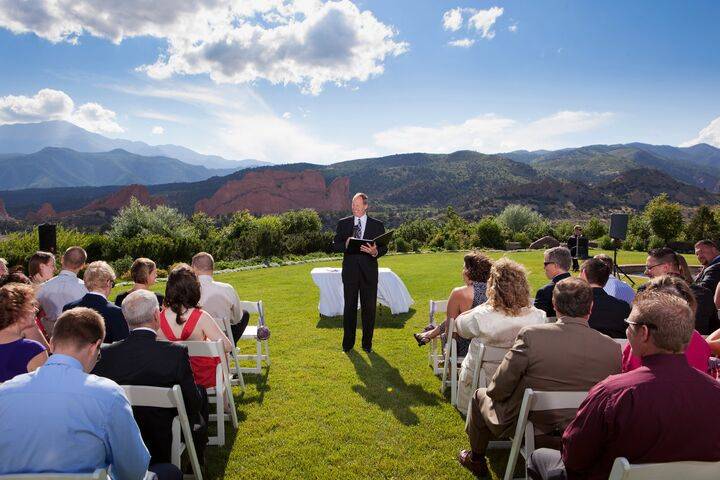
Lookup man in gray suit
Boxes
[458,277,621,478]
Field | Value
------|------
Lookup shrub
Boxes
[644,194,683,245]
[473,217,505,249]
[497,205,544,235]
[395,218,439,246]
[598,235,615,250]
[524,220,555,242]
[395,238,409,253]
[685,205,720,244]
[111,256,134,280]
[410,239,422,253]
[444,238,460,251]
[512,232,531,248]
[584,217,608,240]
[554,221,575,240]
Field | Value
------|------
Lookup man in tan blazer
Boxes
[458,277,621,478]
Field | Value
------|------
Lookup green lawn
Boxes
[113,249,678,479]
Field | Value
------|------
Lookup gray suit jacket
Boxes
[479,317,621,436]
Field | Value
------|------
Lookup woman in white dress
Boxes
[454,257,546,415]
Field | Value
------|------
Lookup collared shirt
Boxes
[603,274,635,305]
[198,274,244,326]
[36,270,88,323]
[132,327,157,335]
[0,354,150,479]
[353,214,367,239]
[562,354,720,480]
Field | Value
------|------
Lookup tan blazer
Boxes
[478,316,621,437]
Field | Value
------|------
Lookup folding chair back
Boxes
[219,315,246,389]
[180,340,239,446]
[0,471,107,480]
[440,317,465,406]
[467,343,509,411]
[608,457,720,480]
[121,385,203,480]
[236,300,270,374]
[429,300,448,375]
[503,388,588,480]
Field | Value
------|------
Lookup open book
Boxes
[346,230,394,255]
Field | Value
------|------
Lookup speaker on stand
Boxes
[38,223,57,254]
[609,214,633,285]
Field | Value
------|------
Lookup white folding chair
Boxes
[218,315,246,389]
[503,388,588,480]
[122,385,203,480]
[235,300,270,375]
[608,457,720,479]
[440,317,465,406]
[428,299,448,375]
[0,471,107,480]
[180,340,239,447]
[465,343,509,413]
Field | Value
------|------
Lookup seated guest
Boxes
[63,261,129,343]
[156,264,232,389]
[36,246,88,335]
[454,258,546,415]
[0,272,49,349]
[192,252,250,344]
[694,239,720,292]
[594,254,635,305]
[0,307,154,479]
[0,283,48,382]
[27,251,56,285]
[114,257,164,308]
[529,292,720,480]
[534,247,572,318]
[93,290,209,467]
[579,258,631,338]
[458,278,621,477]
[413,251,493,353]
[642,247,716,334]
[622,275,711,374]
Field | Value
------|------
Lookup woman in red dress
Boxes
[156,264,232,388]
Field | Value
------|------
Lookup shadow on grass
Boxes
[347,350,441,426]
[205,396,241,479]
[316,306,416,329]
[237,366,271,407]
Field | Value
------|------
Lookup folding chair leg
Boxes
[450,360,458,406]
[263,340,270,366]
[256,340,262,372]
[224,369,239,429]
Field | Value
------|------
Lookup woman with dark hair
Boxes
[413,251,493,355]
[156,264,232,388]
[114,257,164,307]
[622,274,712,373]
[0,283,48,382]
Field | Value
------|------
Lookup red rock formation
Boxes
[195,170,350,216]
[79,184,165,213]
[26,203,57,223]
[0,198,13,220]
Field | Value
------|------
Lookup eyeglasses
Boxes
[543,261,555,267]
[644,263,664,273]
[624,319,657,330]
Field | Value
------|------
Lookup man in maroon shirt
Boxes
[528,291,720,480]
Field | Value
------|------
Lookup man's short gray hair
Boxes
[121,290,159,327]
[544,246,572,272]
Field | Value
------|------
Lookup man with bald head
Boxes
[192,252,249,344]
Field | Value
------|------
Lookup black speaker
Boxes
[609,214,629,240]
[38,223,57,254]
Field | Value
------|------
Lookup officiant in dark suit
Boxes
[332,193,387,352]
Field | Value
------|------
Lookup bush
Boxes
[584,217,608,240]
[497,205,543,234]
[111,256,134,280]
[524,220,555,242]
[410,239,422,253]
[554,221,575,240]
[473,217,505,249]
[685,205,720,244]
[394,238,410,253]
[512,232,531,248]
[644,194,683,245]
[395,219,439,246]
[598,235,615,250]
[444,238,460,251]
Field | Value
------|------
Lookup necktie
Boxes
[354,219,361,238]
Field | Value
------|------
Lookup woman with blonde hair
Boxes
[454,257,546,414]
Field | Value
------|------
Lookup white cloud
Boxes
[0,88,122,133]
[282,112,292,119]
[443,8,463,31]
[508,23,518,33]
[0,0,408,95]
[373,111,614,154]
[467,7,504,39]
[448,38,475,48]
[151,126,164,135]
[681,116,720,148]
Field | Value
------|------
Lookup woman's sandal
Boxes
[413,333,430,347]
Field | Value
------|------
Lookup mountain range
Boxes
[0,120,270,170]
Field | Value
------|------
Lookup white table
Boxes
[310,267,414,316]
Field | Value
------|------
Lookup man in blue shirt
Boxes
[0,307,152,479]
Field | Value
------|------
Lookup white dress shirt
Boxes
[36,270,88,330]
[198,274,243,328]
[354,214,367,239]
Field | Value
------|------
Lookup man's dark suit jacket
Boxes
[63,292,129,343]
[92,329,205,464]
[588,287,632,338]
[637,277,717,335]
[332,215,387,284]
[534,272,571,318]
[694,258,720,298]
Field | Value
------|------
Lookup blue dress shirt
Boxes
[0,354,150,479]
[603,274,636,305]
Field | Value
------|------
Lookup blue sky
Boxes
[0,0,719,164]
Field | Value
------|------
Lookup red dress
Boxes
[159,308,220,388]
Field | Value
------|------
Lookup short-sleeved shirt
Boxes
[0,338,45,382]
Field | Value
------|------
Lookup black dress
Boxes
[446,282,488,357]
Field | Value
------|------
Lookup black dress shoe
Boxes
[413,333,430,347]
[362,347,372,353]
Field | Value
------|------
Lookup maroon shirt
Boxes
[562,354,720,480]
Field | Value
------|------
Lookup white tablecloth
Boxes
[310,267,414,316]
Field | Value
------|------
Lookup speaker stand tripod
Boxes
[612,244,635,286]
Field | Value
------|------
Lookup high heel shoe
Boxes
[413,333,430,347]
